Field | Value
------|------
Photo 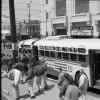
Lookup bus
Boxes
[33,35,100,89]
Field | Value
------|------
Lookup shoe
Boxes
[30,94,35,98]
[44,85,49,90]
[16,96,20,100]
[37,89,42,93]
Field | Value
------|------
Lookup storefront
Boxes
[71,22,93,38]
[53,23,67,35]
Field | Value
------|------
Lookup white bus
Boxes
[33,36,100,89]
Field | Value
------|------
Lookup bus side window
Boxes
[45,51,49,57]
[39,50,45,56]
[19,48,22,53]
[25,49,27,53]
[27,49,31,54]
[62,53,69,60]
[78,55,86,63]
[50,51,55,58]
[70,54,77,61]
[57,52,62,59]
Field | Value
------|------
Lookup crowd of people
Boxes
[2,52,89,100]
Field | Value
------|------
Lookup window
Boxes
[70,54,77,61]
[50,51,56,58]
[28,49,31,53]
[46,0,48,4]
[57,52,62,59]
[62,53,69,60]
[24,49,27,53]
[45,51,49,57]
[46,12,49,19]
[75,0,89,14]
[39,50,44,56]
[56,0,66,16]
[78,55,86,63]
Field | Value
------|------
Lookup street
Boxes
[1,73,100,100]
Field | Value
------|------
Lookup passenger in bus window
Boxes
[79,69,89,100]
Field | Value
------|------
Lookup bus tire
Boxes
[75,71,80,86]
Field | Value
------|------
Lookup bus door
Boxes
[89,50,100,86]
[95,51,100,79]
[89,50,96,86]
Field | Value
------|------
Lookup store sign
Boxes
[71,30,92,36]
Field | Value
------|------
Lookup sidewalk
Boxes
[2,73,100,100]
[2,74,59,100]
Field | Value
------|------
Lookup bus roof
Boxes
[18,40,26,48]
[22,38,39,45]
[34,37,100,52]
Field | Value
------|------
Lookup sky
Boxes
[2,0,41,26]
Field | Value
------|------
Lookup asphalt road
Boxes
[1,73,100,100]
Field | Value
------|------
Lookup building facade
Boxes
[40,0,100,38]
[2,20,40,42]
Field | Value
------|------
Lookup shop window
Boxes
[62,53,69,60]
[50,51,55,58]
[75,0,89,14]
[57,52,62,59]
[45,51,49,57]
[56,0,66,16]
[70,54,77,61]
[78,55,86,63]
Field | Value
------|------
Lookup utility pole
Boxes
[45,10,48,36]
[9,0,17,63]
[27,1,32,38]
[19,22,22,41]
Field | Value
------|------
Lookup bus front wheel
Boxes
[75,71,80,86]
